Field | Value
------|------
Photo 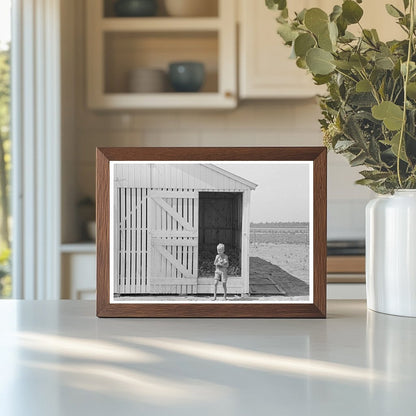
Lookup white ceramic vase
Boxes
[366,190,416,317]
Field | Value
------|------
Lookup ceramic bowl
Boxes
[168,62,205,92]
[128,68,167,93]
[114,0,158,17]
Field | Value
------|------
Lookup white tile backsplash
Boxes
[328,199,369,240]
[73,101,370,240]
[63,0,373,244]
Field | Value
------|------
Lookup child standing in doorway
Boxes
[213,243,229,301]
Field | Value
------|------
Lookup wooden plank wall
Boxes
[116,187,148,294]
[114,163,253,191]
[113,165,250,295]
[149,189,199,295]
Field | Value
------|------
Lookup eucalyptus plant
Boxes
[266,0,416,193]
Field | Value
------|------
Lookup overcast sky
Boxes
[217,163,311,223]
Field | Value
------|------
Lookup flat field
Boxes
[250,225,310,283]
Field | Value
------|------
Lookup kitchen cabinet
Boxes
[239,0,326,99]
[61,245,96,300]
[86,0,237,109]
[238,0,404,99]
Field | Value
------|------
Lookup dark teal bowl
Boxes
[114,0,157,17]
[168,62,205,92]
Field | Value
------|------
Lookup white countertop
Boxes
[0,300,415,416]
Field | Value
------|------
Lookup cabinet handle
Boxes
[225,91,234,99]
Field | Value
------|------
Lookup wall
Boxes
[61,0,374,243]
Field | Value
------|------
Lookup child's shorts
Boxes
[215,269,227,283]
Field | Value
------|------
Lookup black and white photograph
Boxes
[110,161,313,303]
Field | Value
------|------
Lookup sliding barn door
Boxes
[148,190,199,294]
[115,188,149,295]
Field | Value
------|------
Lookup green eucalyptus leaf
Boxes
[382,132,409,162]
[313,74,332,85]
[333,60,352,70]
[343,114,368,147]
[296,57,308,69]
[363,29,376,45]
[294,33,316,57]
[339,31,356,43]
[375,55,395,70]
[296,8,307,23]
[330,5,342,21]
[355,178,377,186]
[276,14,288,24]
[342,0,364,24]
[401,61,416,76]
[399,14,411,29]
[385,4,404,18]
[277,23,299,43]
[318,27,334,52]
[356,79,372,92]
[360,170,391,181]
[306,48,335,75]
[370,67,386,85]
[349,152,368,167]
[336,15,348,36]
[334,139,355,151]
[403,0,410,9]
[328,21,338,44]
[369,136,382,163]
[266,0,287,11]
[350,54,368,70]
[407,82,416,99]
[372,101,404,130]
[304,8,329,35]
[378,78,386,100]
[281,7,288,19]
[349,92,377,107]
[371,29,380,42]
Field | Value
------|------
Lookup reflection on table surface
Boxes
[0,300,415,416]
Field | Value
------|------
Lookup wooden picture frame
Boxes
[96,147,327,318]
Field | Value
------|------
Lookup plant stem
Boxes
[397,0,415,188]
[358,69,381,104]
[334,68,358,84]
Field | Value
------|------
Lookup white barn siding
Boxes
[114,163,256,295]
[114,163,256,191]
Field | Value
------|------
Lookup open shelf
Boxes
[104,31,218,94]
[103,0,219,18]
[91,92,234,109]
[87,0,236,109]
[102,17,221,31]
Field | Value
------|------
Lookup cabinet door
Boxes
[238,0,404,99]
[239,0,327,99]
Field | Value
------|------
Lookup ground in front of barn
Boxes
[115,225,310,302]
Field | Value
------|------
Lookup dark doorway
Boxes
[198,192,242,277]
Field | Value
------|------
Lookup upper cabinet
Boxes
[238,0,405,100]
[86,0,406,109]
[239,0,326,99]
[86,0,237,109]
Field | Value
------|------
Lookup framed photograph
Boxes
[96,147,327,318]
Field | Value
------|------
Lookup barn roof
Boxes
[205,164,258,190]
[114,163,258,191]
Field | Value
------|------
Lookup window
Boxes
[0,0,11,298]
